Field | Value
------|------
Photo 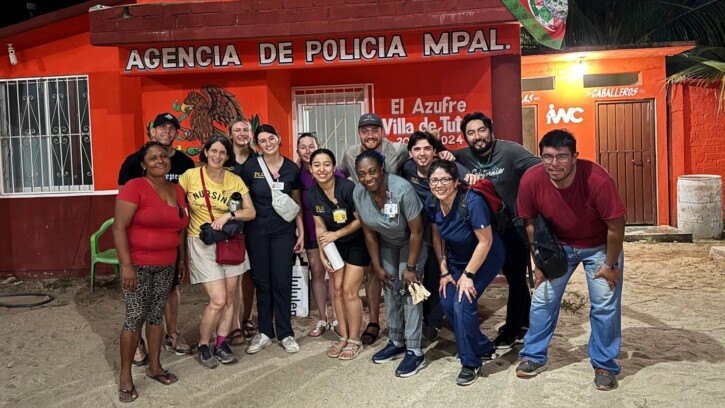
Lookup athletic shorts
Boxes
[187,237,250,284]
[305,237,318,250]
[337,240,370,268]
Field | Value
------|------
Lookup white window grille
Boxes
[292,84,372,162]
[0,76,93,194]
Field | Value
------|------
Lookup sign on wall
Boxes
[122,24,520,73]
[385,96,470,149]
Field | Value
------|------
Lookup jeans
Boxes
[380,242,427,350]
[441,258,502,368]
[520,245,624,373]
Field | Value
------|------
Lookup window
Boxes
[0,76,93,194]
[522,77,555,92]
[583,72,639,88]
[292,85,372,163]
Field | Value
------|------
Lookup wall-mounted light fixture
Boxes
[7,43,18,66]
[573,56,587,76]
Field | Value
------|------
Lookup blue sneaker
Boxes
[371,341,406,364]
[395,351,426,378]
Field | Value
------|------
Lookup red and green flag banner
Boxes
[502,0,567,49]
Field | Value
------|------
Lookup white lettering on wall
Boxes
[423,29,510,57]
[546,104,584,124]
[124,45,241,72]
[304,35,408,64]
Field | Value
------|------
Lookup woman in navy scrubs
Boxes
[426,159,505,386]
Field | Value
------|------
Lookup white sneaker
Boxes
[281,336,300,353]
[245,333,272,354]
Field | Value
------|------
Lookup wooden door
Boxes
[596,100,656,225]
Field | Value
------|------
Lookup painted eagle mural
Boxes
[175,85,244,145]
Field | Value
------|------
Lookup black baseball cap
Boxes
[358,113,383,128]
[152,113,180,129]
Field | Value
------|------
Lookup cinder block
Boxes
[709,246,725,258]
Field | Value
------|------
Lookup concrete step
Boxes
[624,225,693,243]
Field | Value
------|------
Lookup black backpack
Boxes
[532,214,568,279]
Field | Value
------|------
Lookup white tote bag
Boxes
[291,254,309,318]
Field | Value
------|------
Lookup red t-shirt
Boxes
[517,160,626,248]
[117,178,190,266]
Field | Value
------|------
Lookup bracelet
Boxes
[440,272,451,278]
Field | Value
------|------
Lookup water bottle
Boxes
[322,242,345,271]
[228,192,242,212]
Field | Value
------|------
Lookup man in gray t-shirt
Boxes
[453,111,541,349]
[339,113,408,183]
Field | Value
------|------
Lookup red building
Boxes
[1,1,722,279]
[0,0,524,278]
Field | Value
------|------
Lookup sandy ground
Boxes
[1,241,725,408]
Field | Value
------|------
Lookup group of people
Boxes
[112,109,626,402]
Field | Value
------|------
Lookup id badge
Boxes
[332,209,347,224]
[271,182,284,190]
[384,203,398,219]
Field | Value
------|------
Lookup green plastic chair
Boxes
[90,218,119,291]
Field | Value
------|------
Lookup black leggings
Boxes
[246,232,296,340]
[122,264,174,331]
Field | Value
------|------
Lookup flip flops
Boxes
[308,320,328,337]
[146,370,178,386]
[118,386,138,403]
[132,339,148,367]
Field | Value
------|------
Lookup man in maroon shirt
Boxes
[515,129,626,391]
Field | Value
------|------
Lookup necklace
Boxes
[476,140,496,168]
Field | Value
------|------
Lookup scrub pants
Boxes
[441,259,501,369]
[246,231,296,341]
[380,242,427,350]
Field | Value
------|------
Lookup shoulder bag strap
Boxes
[199,167,215,222]
[257,156,276,188]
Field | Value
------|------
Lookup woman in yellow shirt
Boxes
[179,135,256,369]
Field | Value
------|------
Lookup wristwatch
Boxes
[603,262,619,270]
[464,270,476,279]
[229,211,236,219]
[405,264,417,272]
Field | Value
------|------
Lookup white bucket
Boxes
[677,175,723,239]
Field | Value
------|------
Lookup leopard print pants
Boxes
[122,264,174,331]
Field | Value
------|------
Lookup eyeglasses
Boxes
[541,154,571,164]
[429,177,454,186]
[257,134,279,146]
